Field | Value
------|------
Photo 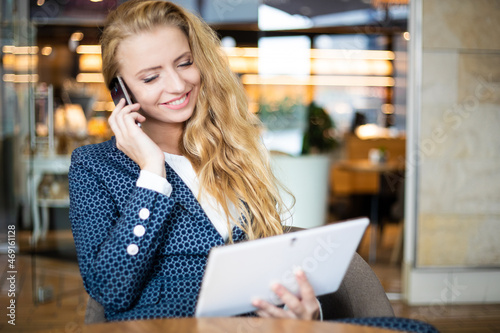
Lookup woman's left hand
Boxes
[252,269,320,320]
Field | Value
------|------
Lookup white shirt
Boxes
[136,152,238,241]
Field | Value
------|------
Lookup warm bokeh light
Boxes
[382,103,395,114]
[310,49,395,60]
[311,59,393,76]
[76,73,104,83]
[241,75,395,87]
[70,32,84,42]
[76,45,101,54]
[41,46,52,56]
[3,74,39,83]
[79,54,102,72]
[2,45,38,54]
[2,54,38,71]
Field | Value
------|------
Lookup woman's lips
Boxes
[163,91,190,110]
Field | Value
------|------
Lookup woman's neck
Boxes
[141,121,184,155]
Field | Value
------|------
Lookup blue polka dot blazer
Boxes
[69,138,246,321]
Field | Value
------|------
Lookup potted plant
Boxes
[301,102,339,155]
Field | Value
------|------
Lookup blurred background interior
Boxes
[0,0,499,332]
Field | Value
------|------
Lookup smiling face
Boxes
[116,25,201,129]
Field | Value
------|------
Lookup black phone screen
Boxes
[110,76,134,106]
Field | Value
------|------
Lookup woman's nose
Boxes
[164,71,186,93]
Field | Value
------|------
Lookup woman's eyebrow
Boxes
[174,51,192,62]
[135,66,162,77]
[134,52,192,77]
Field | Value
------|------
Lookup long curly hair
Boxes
[101,0,290,241]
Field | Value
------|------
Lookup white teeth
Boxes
[166,94,187,106]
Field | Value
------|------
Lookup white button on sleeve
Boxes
[127,244,139,256]
[133,225,146,237]
[139,208,150,220]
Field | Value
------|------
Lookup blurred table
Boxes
[336,159,405,174]
[83,317,402,333]
[336,159,405,263]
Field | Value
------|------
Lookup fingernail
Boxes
[272,283,283,294]
[295,269,305,278]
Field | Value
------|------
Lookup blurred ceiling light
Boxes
[311,59,392,76]
[93,101,114,111]
[227,57,258,74]
[310,49,395,60]
[15,46,39,55]
[223,47,259,58]
[1,55,14,70]
[372,0,409,8]
[382,103,395,114]
[3,74,39,83]
[403,31,411,41]
[2,45,14,53]
[90,0,103,2]
[355,124,386,140]
[70,32,84,42]
[223,47,394,60]
[76,45,102,54]
[76,73,104,83]
[41,46,52,56]
[106,101,116,111]
[241,74,394,87]
[37,0,45,6]
[2,53,38,71]
[3,46,39,55]
[79,54,102,72]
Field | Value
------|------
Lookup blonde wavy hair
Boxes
[101,0,291,241]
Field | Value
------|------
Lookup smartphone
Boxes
[110,76,134,106]
[110,76,141,127]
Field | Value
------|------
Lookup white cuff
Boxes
[136,169,172,196]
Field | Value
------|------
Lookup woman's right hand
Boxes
[108,99,166,178]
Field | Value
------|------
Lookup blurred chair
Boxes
[85,295,106,324]
[389,176,405,265]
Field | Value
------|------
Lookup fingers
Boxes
[270,283,302,317]
[294,269,320,319]
[253,270,320,320]
[252,299,294,319]
[107,99,165,176]
[109,98,142,136]
[108,99,143,150]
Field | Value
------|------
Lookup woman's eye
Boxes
[179,60,193,68]
[143,75,158,83]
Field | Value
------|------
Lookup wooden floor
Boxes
[1,225,500,333]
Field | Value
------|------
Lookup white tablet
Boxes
[195,217,369,317]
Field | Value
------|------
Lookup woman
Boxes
[69,0,320,321]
